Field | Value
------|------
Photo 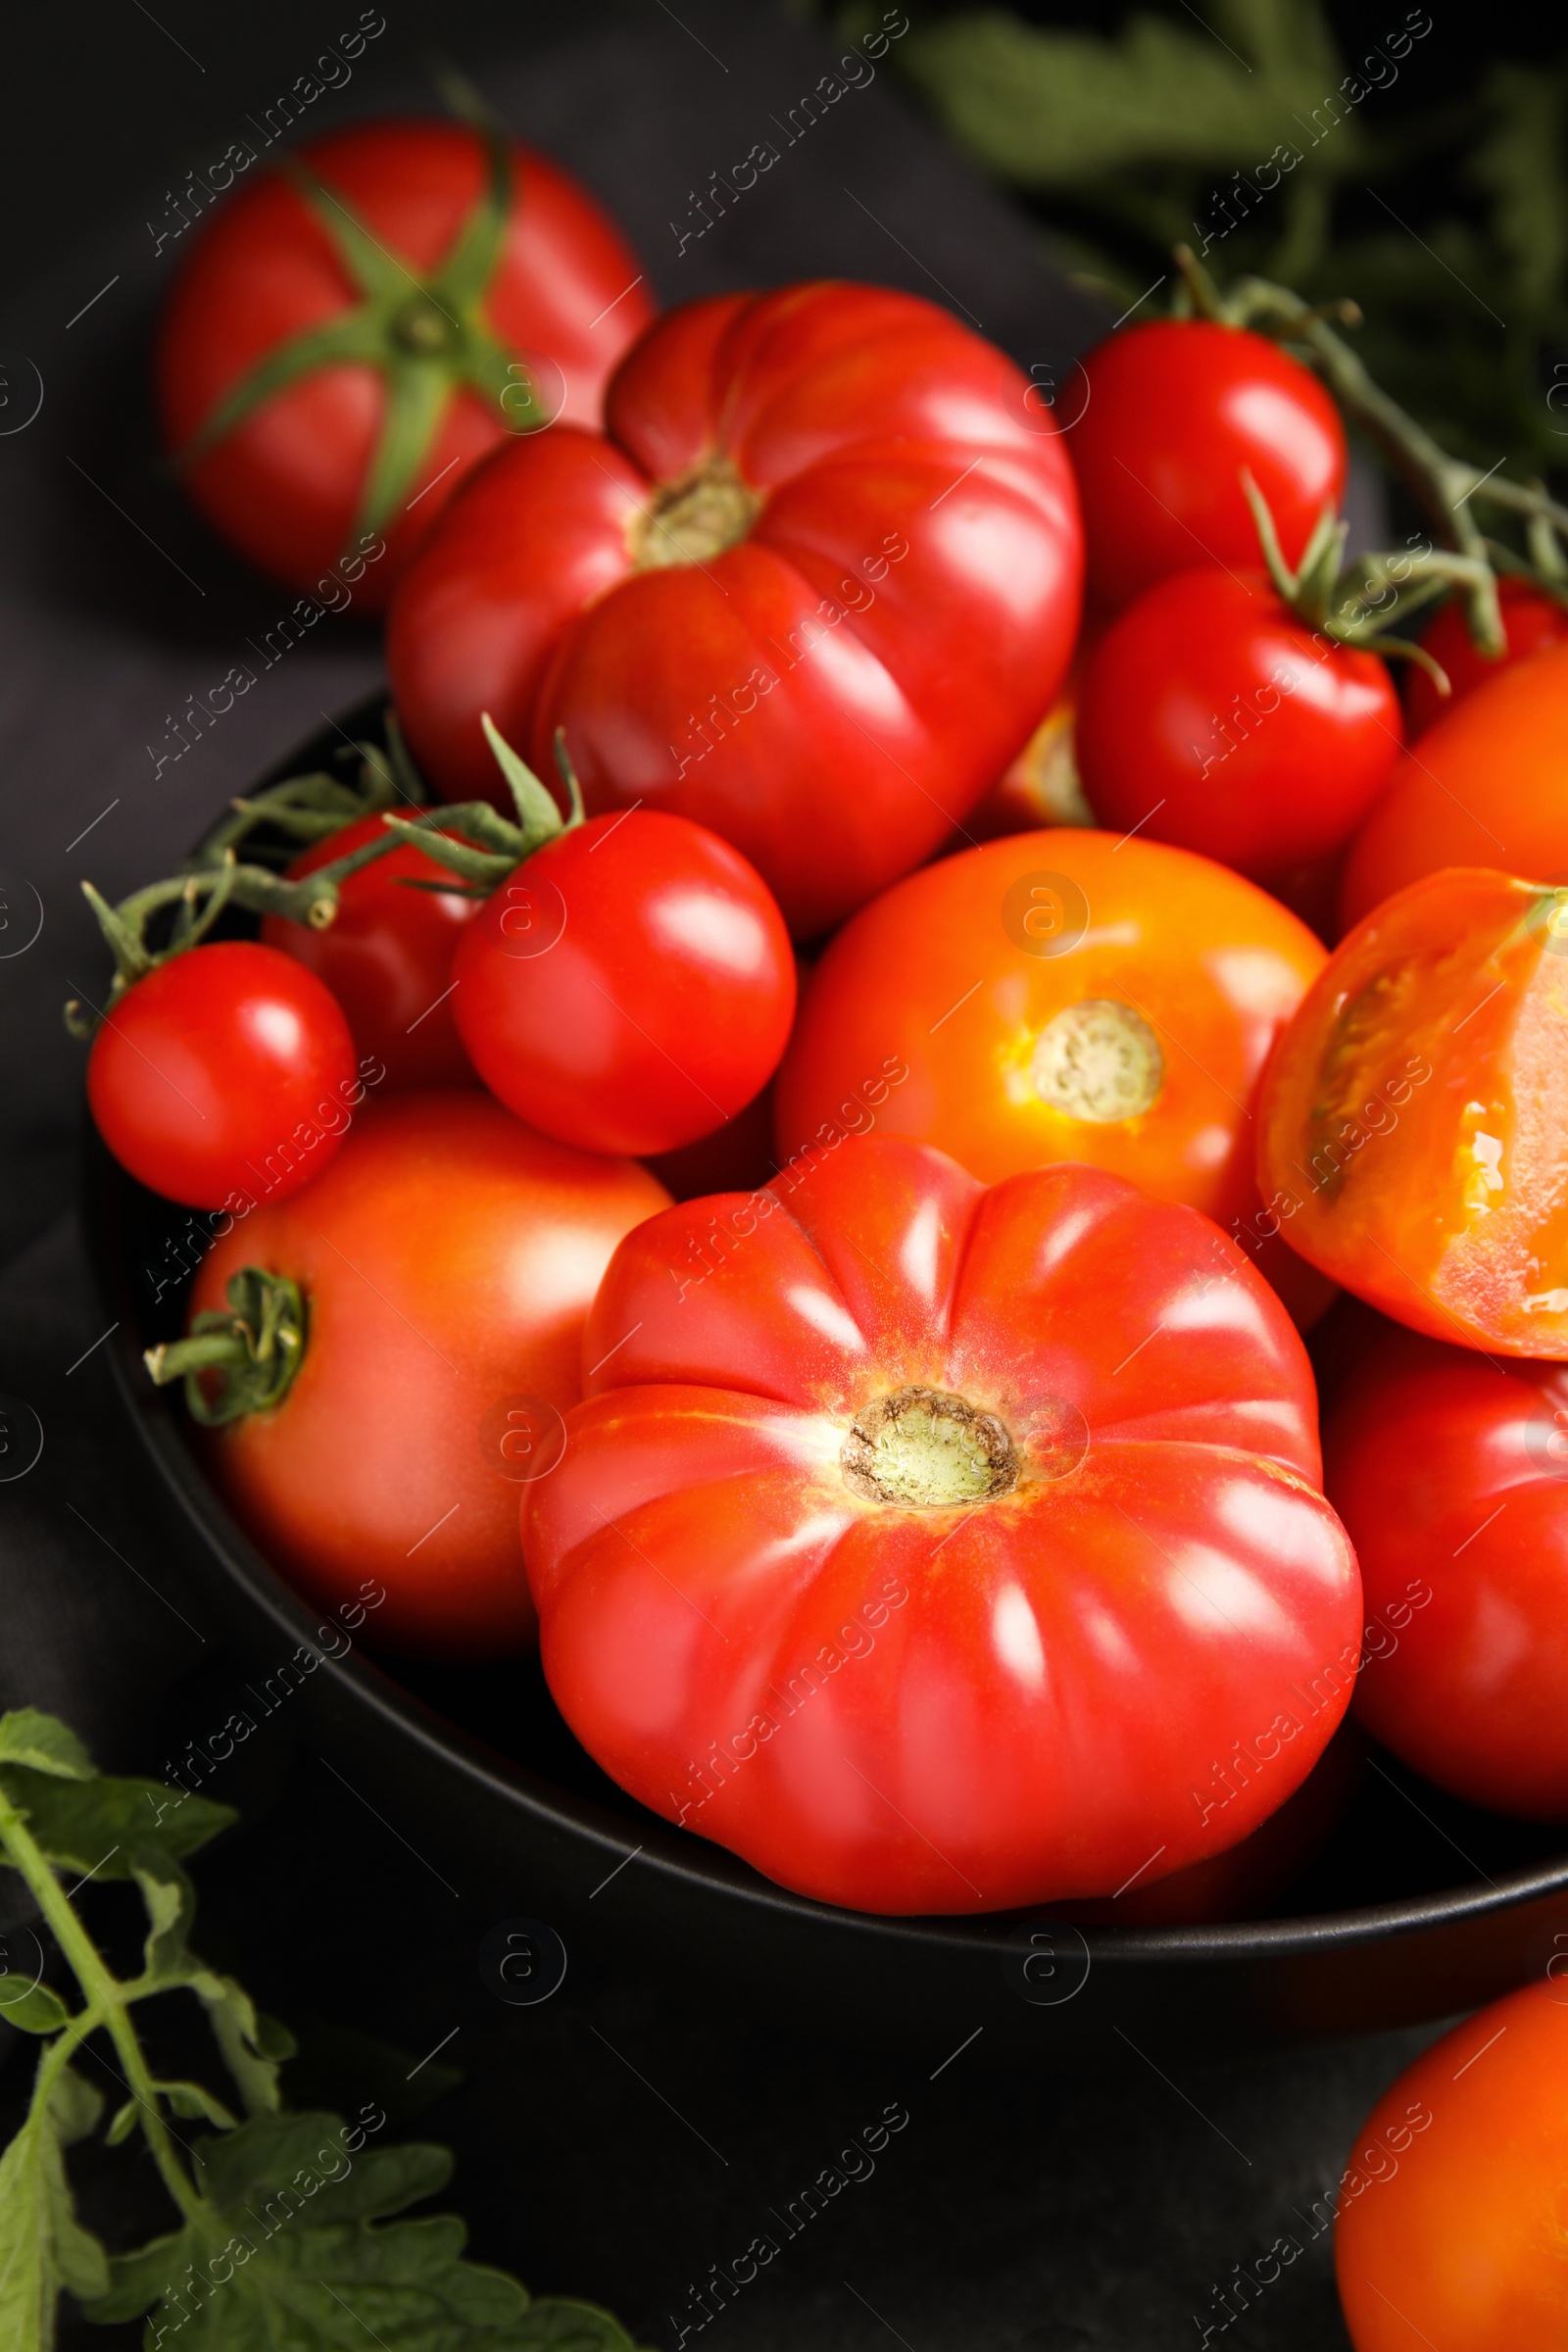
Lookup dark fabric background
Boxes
[0,5,1432,2343]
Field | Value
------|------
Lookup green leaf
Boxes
[188,1971,295,2118]
[0,1765,234,1880]
[480,714,566,852]
[0,2064,110,2350]
[151,2080,238,2131]
[0,1977,71,2035]
[85,2111,529,2348]
[354,356,456,540]
[0,1712,94,1781]
[130,1846,195,1987]
[515,2301,643,2350]
[179,308,394,465]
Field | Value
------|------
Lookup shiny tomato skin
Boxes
[190,1092,669,1654]
[157,121,654,605]
[1404,575,1568,738]
[452,810,795,1155]
[1335,1980,1568,2350]
[1069,320,1347,610]
[87,941,358,1209]
[1324,1326,1568,1814]
[260,812,480,1089]
[1257,867,1568,1356]
[387,281,1084,937]
[1076,568,1402,883]
[773,829,1331,1319]
[1344,641,1568,927]
[522,1137,1359,1913]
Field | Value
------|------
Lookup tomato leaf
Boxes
[0,1711,95,1781]
[0,1976,71,2034]
[0,2063,109,2352]
[0,1764,235,1880]
[83,2110,529,2347]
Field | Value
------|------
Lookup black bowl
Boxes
[83,700,1568,2070]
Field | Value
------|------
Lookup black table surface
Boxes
[0,5,1435,2343]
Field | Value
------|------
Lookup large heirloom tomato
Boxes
[1067,319,1347,611]
[158,120,653,605]
[179,1094,668,1654]
[387,281,1083,937]
[1256,868,1568,1356]
[1325,1326,1568,1815]
[1343,641,1568,927]
[773,831,1332,1321]
[522,1137,1360,1914]
[1336,1979,1568,2352]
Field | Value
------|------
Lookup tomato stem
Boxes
[377,713,586,896]
[144,1268,308,1427]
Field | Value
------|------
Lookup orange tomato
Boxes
[1336,1977,1568,2350]
[1257,867,1568,1356]
[773,831,1332,1318]
[1344,640,1568,928]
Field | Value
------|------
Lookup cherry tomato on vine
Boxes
[260,812,481,1090]
[1075,568,1402,884]
[1324,1325,1568,1815]
[522,1136,1360,1914]
[87,941,358,1209]
[1256,867,1568,1356]
[388,280,1083,937]
[157,119,653,604]
[178,1093,669,1654]
[1336,1978,1568,2351]
[773,829,1335,1327]
[453,808,796,1156]
[1343,640,1568,928]
[1068,319,1347,611]
[1404,574,1568,737]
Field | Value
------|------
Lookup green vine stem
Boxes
[1167,241,1568,660]
[144,1270,307,1425]
[0,1782,204,2226]
[379,713,586,890]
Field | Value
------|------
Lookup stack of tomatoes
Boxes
[80,112,1568,1955]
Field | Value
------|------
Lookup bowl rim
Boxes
[79,695,1568,1969]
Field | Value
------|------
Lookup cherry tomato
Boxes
[522,1136,1359,1913]
[186,1092,669,1653]
[1336,1978,1568,2350]
[772,829,1334,1325]
[388,281,1083,937]
[87,941,359,1209]
[1324,1325,1568,1814]
[1256,867,1568,1356]
[1068,319,1347,611]
[260,812,480,1089]
[158,120,653,605]
[1076,568,1402,884]
[452,810,795,1155]
[1404,574,1568,738]
[1343,640,1568,927]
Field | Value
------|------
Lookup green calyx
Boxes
[1171,242,1568,672]
[67,717,424,1038]
[378,712,586,893]
[144,1268,307,1426]
[178,74,546,558]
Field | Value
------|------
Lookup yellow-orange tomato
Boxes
[1343,640,1568,928]
[1336,1978,1568,2351]
[1257,867,1568,1356]
[773,831,1331,1312]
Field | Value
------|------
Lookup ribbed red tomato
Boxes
[157,119,653,603]
[261,812,480,1089]
[522,1136,1361,1914]
[1404,575,1568,738]
[387,280,1083,936]
[1068,319,1346,610]
[1325,1325,1568,1815]
[1076,568,1402,883]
